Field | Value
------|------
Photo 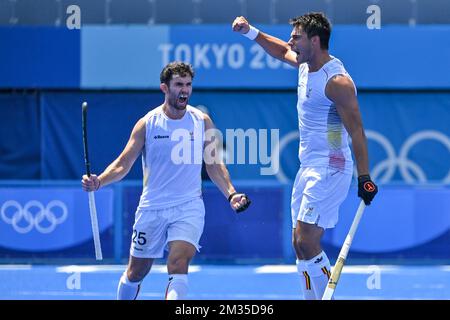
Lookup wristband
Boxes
[228,192,238,202]
[243,25,259,40]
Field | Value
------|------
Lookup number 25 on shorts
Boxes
[132,230,147,246]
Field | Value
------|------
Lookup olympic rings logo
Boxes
[275,129,450,184]
[0,200,68,234]
[365,130,450,184]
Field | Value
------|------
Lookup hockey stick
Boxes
[82,101,103,260]
[322,200,366,300]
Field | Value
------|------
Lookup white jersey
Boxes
[138,105,205,210]
[297,57,354,173]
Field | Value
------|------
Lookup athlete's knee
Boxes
[167,257,191,274]
[294,237,320,258]
[127,265,150,282]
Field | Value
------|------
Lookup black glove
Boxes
[228,192,251,213]
[358,175,378,205]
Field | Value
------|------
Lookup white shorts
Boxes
[291,167,352,230]
[130,197,205,259]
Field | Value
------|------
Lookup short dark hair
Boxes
[289,12,331,50]
[160,62,195,86]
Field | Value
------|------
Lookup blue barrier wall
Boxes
[0,181,448,262]
[1,25,450,89]
[0,182,115,260]
[324,185,450,261]
[120,182,289,262]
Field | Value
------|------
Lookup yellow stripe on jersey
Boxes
[322,267,331,279]
[302,271,312,290]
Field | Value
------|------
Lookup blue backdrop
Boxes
[0,27,80,88]
[1,25,450,89]
[39,92,163,179]
[0,93,40,179]
[1,91,447,185]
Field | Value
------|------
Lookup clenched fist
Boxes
[228,192,251,213]
[232,16,250,34]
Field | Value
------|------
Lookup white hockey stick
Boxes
[322,200,366,300]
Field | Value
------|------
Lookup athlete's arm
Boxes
[203,114,236,198]
[82,118,146,191]
[232,16,299,67]
[255,31,299,67]
[203,113,250,212]
[325,75,369,176]
[326,75,378,205]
